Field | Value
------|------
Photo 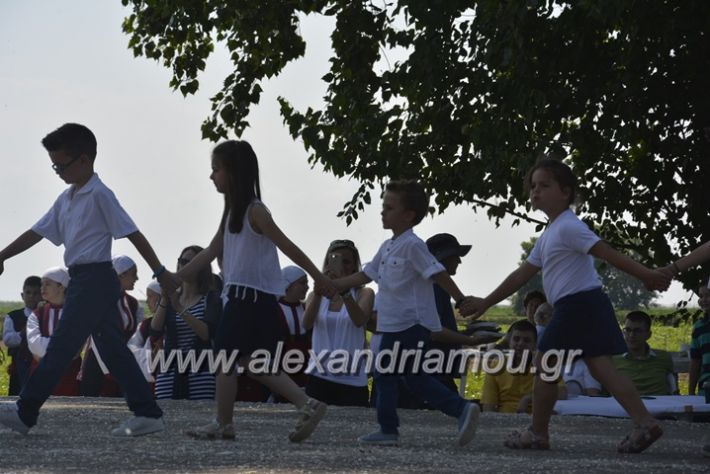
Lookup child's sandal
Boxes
[617,423,663,454]
[503,426,550,450]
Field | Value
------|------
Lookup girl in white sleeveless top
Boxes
[178,140,337,442]
[303,240,374,406]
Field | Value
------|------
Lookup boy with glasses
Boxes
[0,123,177,436]
[612,311,675,395]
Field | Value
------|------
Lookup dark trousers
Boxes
[375,325,465,434]
[305,375,369,407]
[8,356,32,396]
[17,262,162,426]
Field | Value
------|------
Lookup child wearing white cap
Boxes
[275,266,310,393]
[80,255,144,397]
[127,280,163,386]
[26,267,80,396]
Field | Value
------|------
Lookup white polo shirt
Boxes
[363,229,445,332]
[32,173,138,267]
[527,209,602,305]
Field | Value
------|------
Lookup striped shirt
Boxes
[690,315,710,388]
[155,296,215,400]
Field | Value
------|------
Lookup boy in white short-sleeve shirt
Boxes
[335,180,481,447]
[0,123,177,437]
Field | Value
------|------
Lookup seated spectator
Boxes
[303,239,374,407]
[152,245,221,400]
[523,290,546,324]
[396,233,500,408]
[495,289,547,350]
[533,302,553,341]
[3,275,41,395]
[128,279,163,387]
[481,320,565,413]
[563,358,601,396]
[689,282,710,395]
[264,266,310,403]
[80,255,143,397]
[26,267,80,396]
[612,311,676,395]
[278,266,311,389]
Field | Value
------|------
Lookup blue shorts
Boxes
[538,288,627,358]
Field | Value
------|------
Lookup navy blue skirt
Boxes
[215,285,286,358]
[538,288,627,357]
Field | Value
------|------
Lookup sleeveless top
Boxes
[306,290,368,387]
[222,200,285,296]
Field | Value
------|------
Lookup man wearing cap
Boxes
[397,233,489,406]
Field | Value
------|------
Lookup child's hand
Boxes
[158,270,181,295]
[657,265,676,278]
[642,268,672,292]
[314,273,337,299]
[458,296,487,319]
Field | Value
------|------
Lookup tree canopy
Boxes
[121,0,710,291]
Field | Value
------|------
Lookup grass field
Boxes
[0,301,699,397]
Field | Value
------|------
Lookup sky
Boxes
[0,1,694,307]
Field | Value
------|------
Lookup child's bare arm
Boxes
[588,241,670,291]
[126,231,179,293]
[334,271,372,292]
[431,271,465,303]
[250,204,336,297]
[467,262,540,318]
[672,241,710,274]
[0,230,43,274]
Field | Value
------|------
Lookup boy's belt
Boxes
[68,261,112,276]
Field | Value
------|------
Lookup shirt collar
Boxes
[391,228,414,242]
[623,344,656,359]
[71,173,100,197]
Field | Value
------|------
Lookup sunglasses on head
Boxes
[328,239,355,249]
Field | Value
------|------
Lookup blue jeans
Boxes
[17,262,162,426]
[374,324,466,434]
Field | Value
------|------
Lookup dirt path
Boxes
[0,397,707,473]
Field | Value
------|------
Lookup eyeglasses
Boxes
[51,155,81,174]
[622,327,646,335]
[177,258,191,266]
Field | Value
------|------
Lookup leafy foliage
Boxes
[121,0,710,291]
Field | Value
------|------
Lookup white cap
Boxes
[42,266,70,288]
[146,279,161,295]
[112,255,137,275]
[282,265,306,291]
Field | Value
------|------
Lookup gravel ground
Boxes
[0,397,707,473]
